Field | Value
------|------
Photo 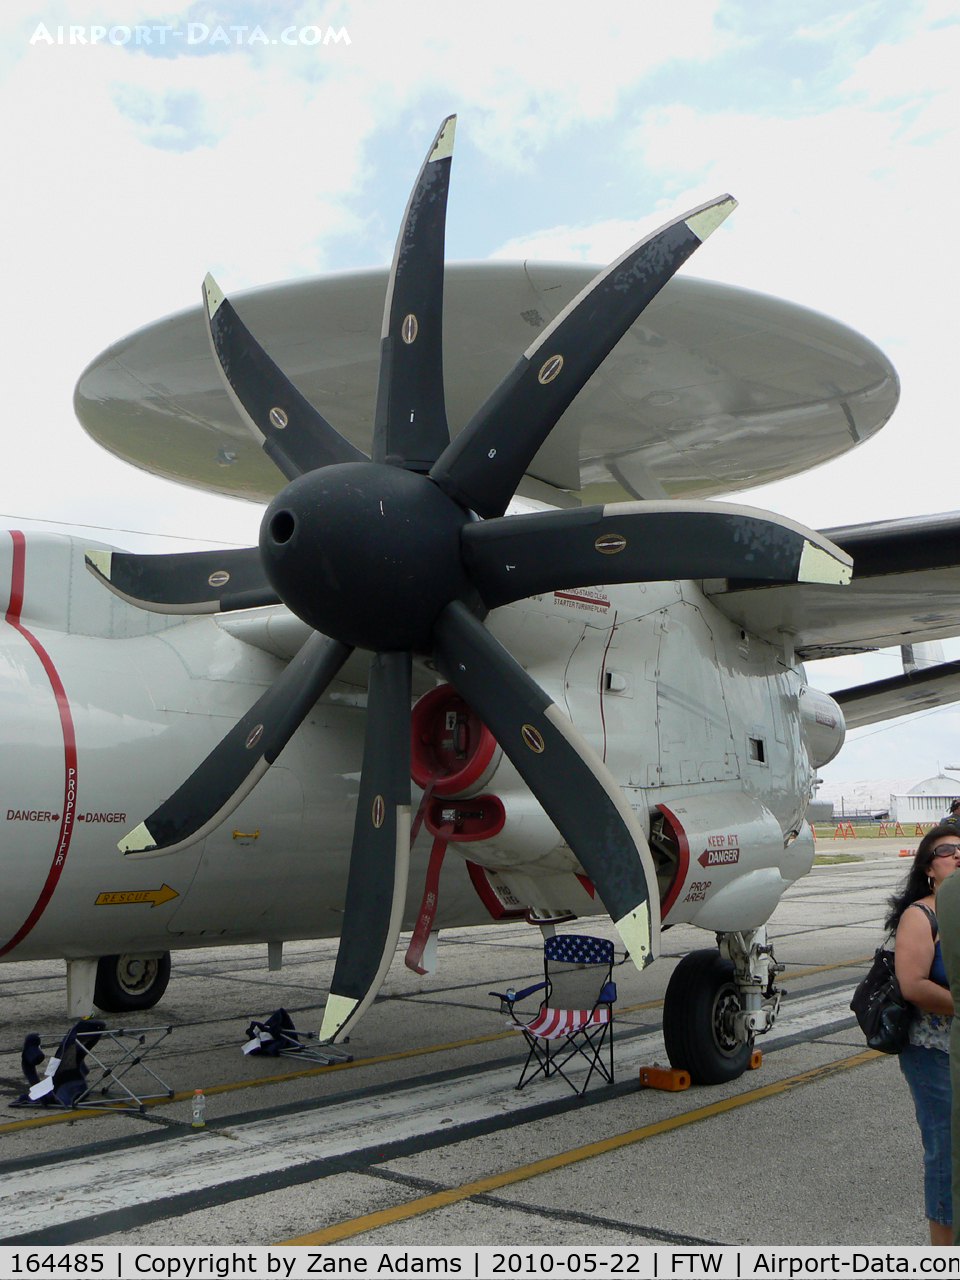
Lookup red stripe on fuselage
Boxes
[0,531,79,956]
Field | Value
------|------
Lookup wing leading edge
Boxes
[705,511,960,660]
[706,509,960,729]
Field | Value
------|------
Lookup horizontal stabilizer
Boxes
[834,661,960,729]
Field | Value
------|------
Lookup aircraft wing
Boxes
[704,511,960,660]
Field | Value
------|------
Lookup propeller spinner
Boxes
[94,115,853,1043]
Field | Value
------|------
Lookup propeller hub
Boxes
[260,462,474,652]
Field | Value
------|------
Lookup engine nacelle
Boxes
[427,789,597,924]
[410,683,502,797]
[423,794,506,842]
[798,686,845,767]
[654,792,812,930]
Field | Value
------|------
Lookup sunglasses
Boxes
[932,845,960,858]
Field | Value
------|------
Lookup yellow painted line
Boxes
[0,955,870,1134]
[0,1097,173,1134]
[280,1048,882,1245]
[0,1028,526,1133]
[781,954,871,981]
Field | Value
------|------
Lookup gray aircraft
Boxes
[3,117,954,1084]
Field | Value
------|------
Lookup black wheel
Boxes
[93,952,171,1013]
[662,948,752,1085]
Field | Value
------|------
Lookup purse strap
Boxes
[911,902,938,939]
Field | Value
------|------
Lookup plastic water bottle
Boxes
[191,1088,205,1128]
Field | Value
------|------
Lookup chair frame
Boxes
[243,1008,353,1064]
[491,933,617,1095]
[12,1023,175,1112]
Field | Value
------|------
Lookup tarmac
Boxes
[0,838,939,1248]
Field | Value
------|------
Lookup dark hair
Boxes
[951,799,960,813]
[885,823,960,931]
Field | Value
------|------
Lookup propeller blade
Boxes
[203,274,367,480]
[118,633,352,856]
[372,115,456,471]
[433,601,659,971]
[319,651,413,1042]
[462,500,853,609]
[85,545,279,614]
[430,195,737,518]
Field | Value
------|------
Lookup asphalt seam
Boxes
[278,1049,884,1245]
[0,1040,871,1248]
[361,1166,721,1246]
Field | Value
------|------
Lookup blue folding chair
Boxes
[491,934,617,1094]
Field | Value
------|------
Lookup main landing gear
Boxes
[663,928,783,1085]
[93,952,171,1013]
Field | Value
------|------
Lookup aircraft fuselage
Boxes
[0,528,840,965]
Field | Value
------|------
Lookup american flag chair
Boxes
[491,934,617,1095]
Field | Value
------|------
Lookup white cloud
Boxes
[483,12,960,536]
[335,0,727,163]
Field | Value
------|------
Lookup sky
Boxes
[2,0,960,783]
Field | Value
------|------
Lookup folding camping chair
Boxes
[491,934,617,1095]
[11,1020,174,1111]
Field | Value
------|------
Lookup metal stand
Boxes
[242,1009,353,1064]
[73,1025,175,1110]
[11,1024,175,1113]
[290,1033,353,1065]
[244,1026,353,1064]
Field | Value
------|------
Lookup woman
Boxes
[888,823,960,1246]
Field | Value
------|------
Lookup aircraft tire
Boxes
[662,948,752,1085]
[93,952,171,1013]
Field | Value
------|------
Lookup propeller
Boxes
[119,632,352,857]
[85,546,278,614]
[108,115,853,1043]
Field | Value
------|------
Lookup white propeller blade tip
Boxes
[798,540,853,585]
[319,992,359,1042]
[429,115,456,163]
[84,549,112,580]
[203,273,225,319]
[685,195,737,243]
[118,821,157,855]
[613,907,654,971]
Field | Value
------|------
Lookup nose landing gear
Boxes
[662,928,782,1085]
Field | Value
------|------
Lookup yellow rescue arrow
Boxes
[94,884,179,909]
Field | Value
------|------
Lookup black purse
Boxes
[850,944,912,1054]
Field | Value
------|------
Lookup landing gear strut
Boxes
[663,928,782,1085]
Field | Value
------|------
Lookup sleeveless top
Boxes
[907,903,953,1052]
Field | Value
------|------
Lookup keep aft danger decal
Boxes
[698,833,740,868]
